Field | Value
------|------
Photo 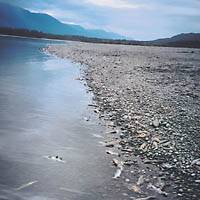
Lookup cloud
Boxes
[85,0,142,9]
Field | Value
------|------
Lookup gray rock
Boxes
[152,118,160,128]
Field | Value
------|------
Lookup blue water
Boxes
[0,36,112,200]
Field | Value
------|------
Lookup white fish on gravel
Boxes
[60,187,91,195]
[147,183,168,196]
[44,156,65,163]
[98,141,105,146]
[92,134,103,138]
[127,175,145,194]
[113,168,123,179]
[137,175,145,186]
[15,181,38,191]
[113,158,124,168]
[113,158,124,179]
[128,184,141,193]
[106,150,119,156]
[131,196,156,200]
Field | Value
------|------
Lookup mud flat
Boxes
[47,42,200,200]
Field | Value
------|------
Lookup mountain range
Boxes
[0,2,124,39]
[0,2,200,48]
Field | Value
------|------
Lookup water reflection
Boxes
[0,36,112,200]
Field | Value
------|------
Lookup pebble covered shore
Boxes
[47,42,200,200]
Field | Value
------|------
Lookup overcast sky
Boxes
[1,0,200,40]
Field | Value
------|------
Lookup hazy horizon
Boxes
[0,0,200,40]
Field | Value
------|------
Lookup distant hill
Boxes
[0,2,124,39]
[147,33,200,48]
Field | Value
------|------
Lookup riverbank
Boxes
[47,42,200,200]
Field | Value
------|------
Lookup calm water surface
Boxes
[0,36,112,200]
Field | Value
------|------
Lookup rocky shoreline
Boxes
[46,42,200,200]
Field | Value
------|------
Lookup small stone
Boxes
[105,143,114,148]
[179,188,183,192]
[152,119,160,128]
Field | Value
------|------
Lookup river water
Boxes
[0,36,113,200]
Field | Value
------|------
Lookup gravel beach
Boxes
[47,42,200,200]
